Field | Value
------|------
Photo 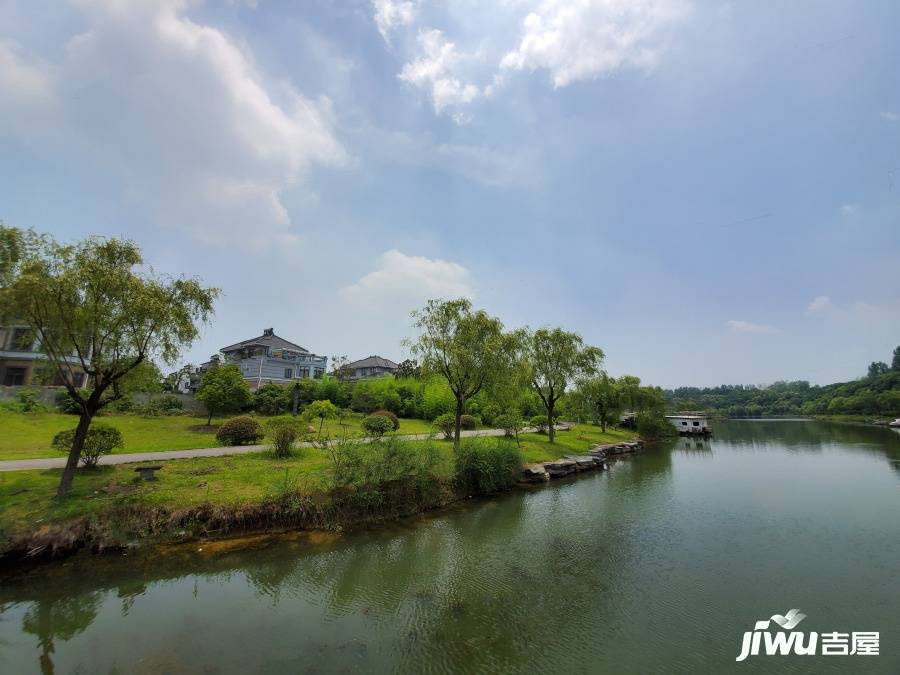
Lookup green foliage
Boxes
[361,414,394,438]
[394,358,420,379]
[667,371,900,418]
[459,414,477,430]
[434,413,455,439]
[495,412,524,440]
[55,389,84,414]
[868,361,889,378]
[523,327,603,442]
[370,409,399,430]
[529,414,548,433]
[196,365,251,422]
[636,412,677,440]
[215,416,264,446]
[455,438,523,495]
[574,373,623,431]
[327,436,445,515]
[14,388,48,413]
[893,346,900,371]
[301,399,339,440]
[266,417,300,458]
[52,424,123,468]
[253,383,291,416]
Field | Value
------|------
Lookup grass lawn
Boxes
[0,424,634,541]
[0,411,437,461]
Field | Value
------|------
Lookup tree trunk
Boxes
[547,401,555,444]
[292,387,299,416]
[56,412,93,498]
[207,409,213,426]
[454,396,464,450]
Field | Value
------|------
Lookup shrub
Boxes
[636,412,677,440]
[55,389,85,414]
[529,415,548,434]
[267,417,300,458]
[52,424,124,468]
[455,438,522,495]
[216,416,264,446]
[434,413,455,439]
[371,409,400,430]
[362,415,394,438]
[107,396,135,413]
[15,388,48,413]
[459,414,478,430]
[254,384,290,416]
[327,437,444,515]
[495,413,524,440]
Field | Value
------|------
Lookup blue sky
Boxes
[1,0,898,387]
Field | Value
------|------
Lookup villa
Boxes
[343,355,399,380]
[0,323,90,387]
[208,328,327,390]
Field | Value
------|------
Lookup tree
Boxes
[1,232,217,497]
[892,346,900,372]
[577,373,623,432]
[196,364,251,425]
[330,354,353,380]
[394,358,420,379]
[302,399,339,440]
[410,298,518,449]
[523,327,603,443]
[868,361,890,378]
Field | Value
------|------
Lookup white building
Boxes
[665,414,711,435]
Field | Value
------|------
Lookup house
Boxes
[343,355,399,380]
[665,413,712,436]
[0,323,90,387]
[209,328,327,390]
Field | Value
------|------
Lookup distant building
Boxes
[0,323,90,387]
[343,355,399,381]
[665,413,712,435]
[207,328,327,390]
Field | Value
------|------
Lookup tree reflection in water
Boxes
[21,593,101,675]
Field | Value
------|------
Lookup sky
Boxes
[1,0,898,388]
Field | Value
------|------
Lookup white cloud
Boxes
[0,39,55,133]
[399,29,483,120]
[880,111,899,122]
[807,295,833,313]
[339,250,474,310]
[1,0,345,245]
[840,204,857,215]
[372,0,416,42]
[500,0,689,88]
[726,320,779,335]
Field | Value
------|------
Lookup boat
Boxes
[890,418,900,428]
[665,413,712,436]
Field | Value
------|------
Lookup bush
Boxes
[362,415,394,438]
[434,413,455,439]
[459,414,478,430]
[216,416,264,446]
[371,409,400,430]
[267,417,300,458]
[455,438,522,495]
[327,436,444,515]
[52,424,124,468]
[636,412,677,440]
[495,413,524,439]
[16,388,48,413]
[254,384,291,416]
[529,415,548,434]
[107,396,135,414]
[55,389,85,414]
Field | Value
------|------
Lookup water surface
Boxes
[1,420,899,673]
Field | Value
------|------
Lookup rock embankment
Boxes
[519,440,644,484]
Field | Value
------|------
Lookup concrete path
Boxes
[0,427,523,472]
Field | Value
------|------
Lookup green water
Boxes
[1,420,899,674]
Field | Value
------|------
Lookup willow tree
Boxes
[524,327,603,443]
[1,230,218,497]
[410,298,519,449]
[576,372,622,432]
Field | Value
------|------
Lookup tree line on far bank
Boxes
[665,348,900,418]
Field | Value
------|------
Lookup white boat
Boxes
[890,418,900,428]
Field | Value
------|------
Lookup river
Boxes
[1,420,898,673]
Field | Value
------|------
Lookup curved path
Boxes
[0,426,556,472]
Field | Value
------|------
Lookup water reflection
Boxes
[19,593,101,675]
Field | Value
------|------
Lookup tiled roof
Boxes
[346,355,399,370]
[220,328,310,354]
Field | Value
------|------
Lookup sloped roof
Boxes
[346,355,399,370]
[220,328,310,354]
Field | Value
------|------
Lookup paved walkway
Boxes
[0,428,520,472]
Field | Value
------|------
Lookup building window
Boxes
[284,368,293,379]
[692,421,700,427]
[682,421,688,426]
[299,367,310,378]
[10,328,33,351]
[314,368,324,379]
[3,367,27,386]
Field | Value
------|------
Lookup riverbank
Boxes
[0,425,637,567]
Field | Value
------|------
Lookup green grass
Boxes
[0,411,437,461]
[0,424,636,541]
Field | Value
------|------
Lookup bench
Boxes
[134,465,163,481]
